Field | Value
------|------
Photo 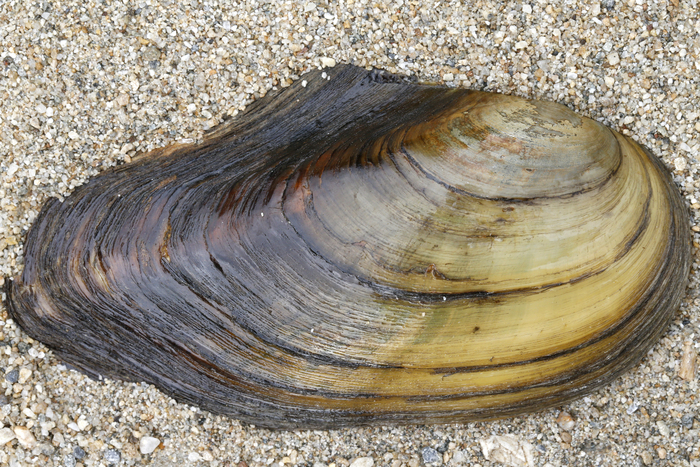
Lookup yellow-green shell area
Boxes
[6,65,690,429]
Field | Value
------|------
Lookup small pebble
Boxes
[63,454,76,467]
[436,438,450,453]
[657,447,667,459]
[143,46,161,62]
[139,436,161,454]
[67,422,81,432]
[560,431,572,444]
[13,426,36,447]
[681,414,694,428]
[674,156,688,172]
[679,341,697,381]
[656,420,670,437]
[73,446,86,460]
[627,400,640,414]
[421,447,440,464]
[607,52,620,66]
[104,449,121,464]
[18,368,32,384]
[556,411,576,431]
[115,94,130,107]
[349,457,374,467]
[4,369,19,383]
[451,451,467,464]
[0,428,16,445]
[641,451,653,465]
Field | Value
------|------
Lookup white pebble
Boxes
[349,457,374,467]
[607,52,620,66]
[674,157,687,171]
[18,367,31,383]
[77,417,89,431]
[320,57,336,68]
[627,400,640,414]
[67,422,81,431]
[13,426,36,447]
[115,93,130,107]
[0,428,16,445]
[139,436,161,454]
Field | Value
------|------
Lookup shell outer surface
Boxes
[5,65,691,429]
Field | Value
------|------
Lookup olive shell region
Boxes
[5,64,691,429]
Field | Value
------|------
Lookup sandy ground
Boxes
[1,0,700,466]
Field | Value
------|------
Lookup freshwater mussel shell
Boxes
[5,65,690,429]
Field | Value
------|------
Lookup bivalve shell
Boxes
[5,65,690,429]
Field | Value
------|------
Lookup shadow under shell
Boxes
[5,65,691,429]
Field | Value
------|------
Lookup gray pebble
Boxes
[451,451,467,464]
[143,46,160,61]
[4,369,19,383]
[73,446,86,460]
[436,438,450,453]
[579,440,599,452]
[63,454,76,467]
[601,0,615,9]
[104,449,121,464]
[681,414,694,429]
[421,447,440,464]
